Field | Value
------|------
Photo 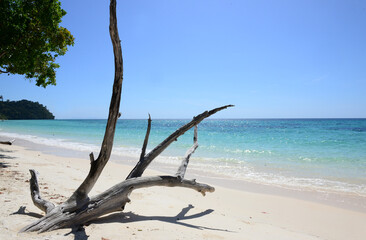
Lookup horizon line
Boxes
[50,117,366,120]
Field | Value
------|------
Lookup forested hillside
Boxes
[0,100,54,119]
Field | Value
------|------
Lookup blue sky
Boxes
[1,0,365,119]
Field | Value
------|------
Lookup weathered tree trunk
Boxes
[63,0,124,211]
[20,0,233,233]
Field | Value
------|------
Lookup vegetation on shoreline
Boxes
[0,99,54,120]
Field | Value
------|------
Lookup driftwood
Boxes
[21,105,232,232]
[21,0,233,233]
[28,170,55,214]
[0,139,14,145]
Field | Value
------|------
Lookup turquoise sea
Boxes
[1,119,366,196]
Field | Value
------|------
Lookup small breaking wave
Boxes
[1,131,365,197]
[153,154,366,197]
[0,131,141,158]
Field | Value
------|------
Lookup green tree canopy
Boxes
[0,0,74,87]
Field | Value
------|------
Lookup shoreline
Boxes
[1,119,365,202]
[1,140,366,239]
[4,135,366,213]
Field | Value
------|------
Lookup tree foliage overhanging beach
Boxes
[0,0,74,87]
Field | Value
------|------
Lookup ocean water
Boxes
[1,119,366,196]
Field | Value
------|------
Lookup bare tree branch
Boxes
[0,139,15,145]
[21,0,233,233]
[176,125,198,179]
[125,115,152,180]
[65,0,124,206]
[127,105,234,179]
[29,170,55,214]
[89,152,95,163]
[140,114,151,161]
[21,175,214,233]
[22,105,231,232]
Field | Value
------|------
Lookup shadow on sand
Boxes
[0,148,15,167]
[16,204,232,240]
[91,204,231,232]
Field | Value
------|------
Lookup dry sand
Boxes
[1,143,365,240]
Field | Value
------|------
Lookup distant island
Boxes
[0,99,54,120]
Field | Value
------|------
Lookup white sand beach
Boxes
[1,143,366,240]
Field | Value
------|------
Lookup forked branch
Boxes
[21,175,214,233]
[21,0,233,233]
[127,104,234,179]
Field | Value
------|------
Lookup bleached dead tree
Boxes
[21,0,233,233]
